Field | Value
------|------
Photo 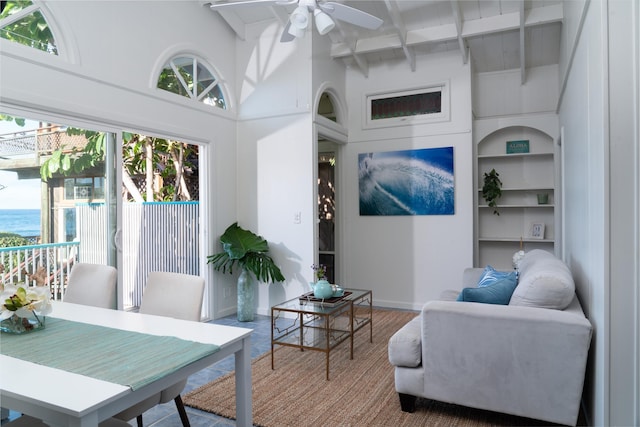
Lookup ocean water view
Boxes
[0,209,41,237]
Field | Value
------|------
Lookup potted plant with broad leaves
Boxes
[207,222,285,321]
[482,168,503,215]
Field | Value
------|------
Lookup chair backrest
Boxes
[64,263,118,309]
[139,271,204,321]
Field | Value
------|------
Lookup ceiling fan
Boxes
[209,0,383,43]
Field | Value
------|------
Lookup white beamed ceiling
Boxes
[205,0,563,79]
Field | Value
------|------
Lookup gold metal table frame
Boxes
[270,289,373,380]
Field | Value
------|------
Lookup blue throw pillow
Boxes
[456,277,518,305]
[477,265,518,287]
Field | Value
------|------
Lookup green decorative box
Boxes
[506,140,530,154]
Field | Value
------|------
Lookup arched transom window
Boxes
[0,1,57,55]
[157,56,226,110]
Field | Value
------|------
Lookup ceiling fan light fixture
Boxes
[289,5,309,30]
[313,9,335,35]
[287,21,306,38]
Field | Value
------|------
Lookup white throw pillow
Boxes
[509,250,575,310]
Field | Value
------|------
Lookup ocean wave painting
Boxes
[358,147,454,215]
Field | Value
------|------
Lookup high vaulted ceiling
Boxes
[205,0,563,80]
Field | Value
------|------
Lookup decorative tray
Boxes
[298,291,352,306]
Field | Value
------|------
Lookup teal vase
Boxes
[313,279,333,299]
[237,269,255,322]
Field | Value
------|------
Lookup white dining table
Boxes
[0,301,253,427]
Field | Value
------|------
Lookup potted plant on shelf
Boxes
[207,222,285,321]
[482,168,503,215]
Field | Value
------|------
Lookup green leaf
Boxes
[61,154,71,172]
[94,133,105,154]
[482,169,503,215]
[40,160,51,181]
[219,222,269,260]
[72,159,82,174]
[207,222,284,283]
[47,158,59,174]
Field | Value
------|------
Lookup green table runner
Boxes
[0,317,220,390]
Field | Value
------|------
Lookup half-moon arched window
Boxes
[157,56,226,110]
[0,1,58,55]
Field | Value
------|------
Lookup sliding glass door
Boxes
[0,113,117,301]
[0,113,205,315]
[118,133,202,310]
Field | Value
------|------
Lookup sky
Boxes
[0,119,42,210]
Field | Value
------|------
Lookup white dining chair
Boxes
[114,271,205,427]
[64,262,118,309]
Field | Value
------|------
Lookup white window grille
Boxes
[0,1,58,55]
[157,56,226,110]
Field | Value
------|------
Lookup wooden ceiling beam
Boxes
[335,23,370,78]
[450,0,469,65]
[216,9,247,40]
[383,0,416,71]
[331,3,561,60]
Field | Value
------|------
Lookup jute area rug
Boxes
[184,309,561,427]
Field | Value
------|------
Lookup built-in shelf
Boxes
[479,238,555,243]
[478,152,553,159]
[478,187,554,192]
[479,204,554,209]
[475,124,557,269]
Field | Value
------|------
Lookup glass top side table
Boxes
[270,288,372,380]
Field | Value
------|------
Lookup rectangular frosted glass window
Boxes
[371,91,441,120]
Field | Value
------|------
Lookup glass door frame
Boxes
[0,104,210,318]
[315,120,346,285]
[0,104,123,305]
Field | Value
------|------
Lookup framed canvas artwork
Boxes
[358,146,454,216]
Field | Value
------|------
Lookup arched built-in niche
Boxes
[475,124,558,269]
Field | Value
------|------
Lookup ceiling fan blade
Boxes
[280,21,296,42]
[209,0,297,11]
[318,2,383,30]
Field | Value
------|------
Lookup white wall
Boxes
[343,52,474,309]
[558,0,640,425]
[234,34,474,312]
[473,65,559,118]
[231,21,319,315]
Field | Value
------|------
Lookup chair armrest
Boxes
[388,314,421,367]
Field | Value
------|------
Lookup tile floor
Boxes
[2,313,273,427]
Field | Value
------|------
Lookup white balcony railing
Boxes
[1,202,199,308]
[0,242,79,300]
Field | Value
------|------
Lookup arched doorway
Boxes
[315,89,347,284]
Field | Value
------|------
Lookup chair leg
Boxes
[136,414,143,427]
[174,395,190,427]
[399,393,417,413]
